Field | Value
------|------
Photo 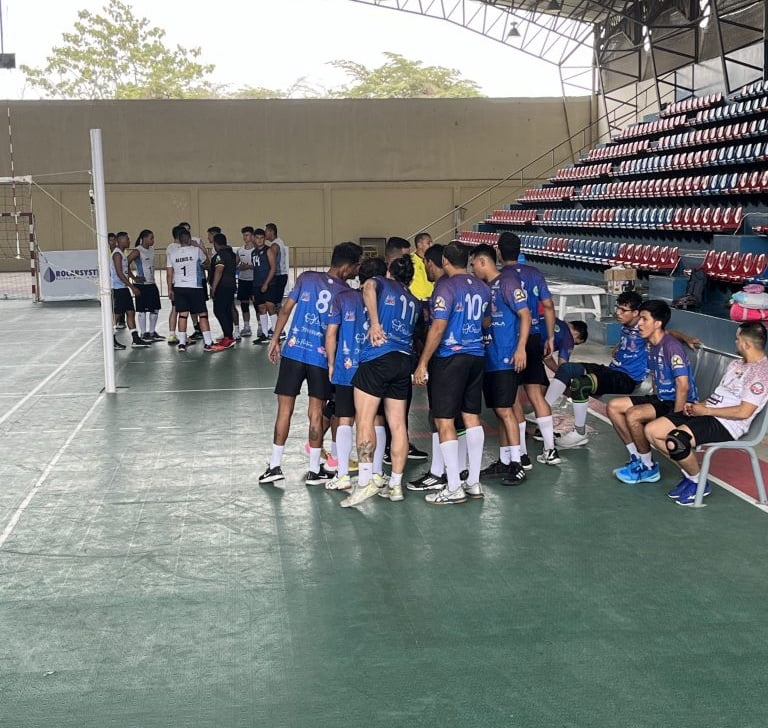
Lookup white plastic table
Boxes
[547,283,606,320]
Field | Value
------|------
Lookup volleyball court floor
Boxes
[2,300,768,728]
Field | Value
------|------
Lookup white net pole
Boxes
[89,129,116,394]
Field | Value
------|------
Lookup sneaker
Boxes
[253,334,269,345]
[258,465,285,484]
[407,471,447,491]
[558,430,589,449]
[676,480,712,506]
[460,469,469,482]
[113,336,126,350]
[537,448,562,466]
[326,473,352,491]
[520,454,533,471]
[186,337,198,345]
[372,473,389,489]
[479,460,511,478]
[383,449,392,466]
[533,428,562,442]
[116,318,126,329]
[407,443,428,460]
[278,331,287,342]
[220,337,236,349]
[325,454,340,469]
[340,480,381,507]
[463,482,484,499]
[190,330,204,341]
[667,476,693,499]
[377,482,404,502]
[425,486,468,505]
[241,325,252,337]
[150,332,165,342]
[613,454,640,477]
[167,334,179,345]
[616,459,660,485]
[501,462,527,485]
[141,332,153,342]
[203,343,215,352]
[177,342,187,352]
[305,465,336,486]
[132,333,151,348]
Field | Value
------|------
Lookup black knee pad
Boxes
[665,429,692,461]
[569,374,595,403]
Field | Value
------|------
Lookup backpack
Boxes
[673,269,707,310]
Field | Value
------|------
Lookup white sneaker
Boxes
[558,430,589,449]
[372,473,388,488]
[463,482,484,500]
[340,480,380,508]
[378,482,404,501]
[425,486,468,505]
[326,473,352,491]
[241,325,252,337]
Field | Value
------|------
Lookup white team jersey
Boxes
[708,357,768,439]
[111,248,129,290]
[135,245,155,282]
[167,245,205,288]
[273,237,289,276]
[237,246,254,281]
[166,242,180,268]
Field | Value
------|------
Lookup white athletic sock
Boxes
[545,379,568,406]
[509,445,521,463]
[536,415,556,451]
[309,447,322,474]
[233,325,240,338]
[373,425,386,474]
[458,433,468,473]
[430,432,444,474]
[336,425,353,477]
[465,426,484,485]
[500,446,511,465]
[439,439,461,491]
[330,440,338,459]
[389,472,403,487]
[626,443,639,458]
[358,462,373,487]
[260,314,270,335]
[149,312,158,334]
[639,451,654,468]
[203,330,213,345]
[573,401,589,431]
[177,331,187,345]
[688,472,699,483]
[268,314,277,332]
[518,422,528,455]
[270,444,284,469]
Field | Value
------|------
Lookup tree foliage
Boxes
[20,0,215,99]
[329,52,483,98]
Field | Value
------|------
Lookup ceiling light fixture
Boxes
[507,22,521,38]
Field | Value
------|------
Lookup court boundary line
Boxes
[0,331,100,426]
[0,392,106,550]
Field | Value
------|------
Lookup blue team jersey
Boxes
[484,271,528,372]
[327,288,367,386]
[610,322,648,382]
[283,271,349,368]
[359,277,420,363]
[552,318,575,363]
[431,274,490,358]
[649,335,698,402]
[501,263,551,336]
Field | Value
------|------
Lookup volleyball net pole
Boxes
[90,129,116,394]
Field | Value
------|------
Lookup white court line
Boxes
[0,393,105,550]
[128,387,276,394]
[588,407,768,515]
[0,332,100,427]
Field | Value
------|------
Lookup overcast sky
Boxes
[0,0,588,98]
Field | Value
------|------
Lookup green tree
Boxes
[21,0,215,99]
[329,52,483,98]
[228,78,325,99]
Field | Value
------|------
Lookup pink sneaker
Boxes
[325,454,339,469]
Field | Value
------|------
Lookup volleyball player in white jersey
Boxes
[111,231,150,348]
[265,223,289,333]
[166,229,214,351]
[236,226,256,337]
[129,229,164,342]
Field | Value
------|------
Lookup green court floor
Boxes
[1,301,767,728]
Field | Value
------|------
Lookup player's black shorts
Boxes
[483,369,520,409]
[353,351,412,400]
[662,412,734,445]
[519,333,548,386]
[333,384,356,418]
[173,286,207,315]
[429,354,485,419]
[113,287,135,315]
[582,363,639,397]
[236,279,253,302]
[252,286,268,306]
[274,274,288,302]
[274,356,331,400]
[265,281,283,305]
[629,395,676,419]
[134,283,161,312]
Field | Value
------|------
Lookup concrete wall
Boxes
[0,97,594,270]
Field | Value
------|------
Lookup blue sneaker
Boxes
[667,476,694,499]
[676,480,712,506]
[616,460,660,484]
[613,454,641,478]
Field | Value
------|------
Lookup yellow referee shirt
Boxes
[409,252,433,300]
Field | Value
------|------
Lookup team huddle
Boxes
[255,231,768,509]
